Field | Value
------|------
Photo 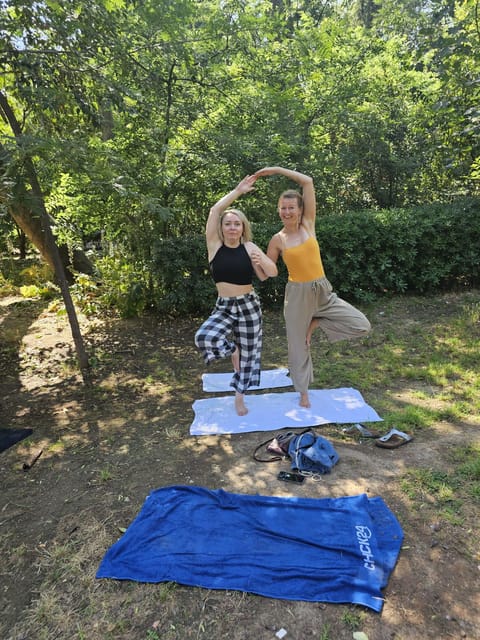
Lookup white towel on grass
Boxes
[202,368,292,392]
[190,388,382,436]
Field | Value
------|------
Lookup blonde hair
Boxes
[217,208,253,242]
[278,189,303,210]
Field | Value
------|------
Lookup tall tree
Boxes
[0,92,90,380]
[0,0,127,265]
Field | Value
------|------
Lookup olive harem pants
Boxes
[195,292,262,394]
[284,277,371,394]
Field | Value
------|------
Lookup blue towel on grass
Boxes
[0,428,33,453]
[96,486,403,612]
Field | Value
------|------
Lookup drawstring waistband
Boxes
[287,277,326,290]
[311,277,327,292]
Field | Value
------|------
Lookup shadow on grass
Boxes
[1,291,479,640]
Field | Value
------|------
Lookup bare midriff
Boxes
[216,283,254,298]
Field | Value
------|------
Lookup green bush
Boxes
[4,197,476,316]
[319,197,480,301]
[0,259,57,298]
[0,271,18,297]
[95,256,149,318]
[150,235,216,316]
[149,228,289,315]
[145,197,480,315]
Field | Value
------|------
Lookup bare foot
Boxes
[306,318,320,347]
[235,392,248,416]
[299,392,311,408]
[231,346,240,372]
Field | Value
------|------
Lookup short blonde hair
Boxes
[218,208,253,242]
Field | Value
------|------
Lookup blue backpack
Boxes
[287,430,339,475]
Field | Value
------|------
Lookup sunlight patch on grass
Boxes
[313,295,480,440]
[380,404,436,432]
[436,403,471,421]
[48,440,66,454]
[453,444,480,481]
[401,444,480,533]
[97,417,128,431]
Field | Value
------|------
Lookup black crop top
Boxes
[210,244,254,285]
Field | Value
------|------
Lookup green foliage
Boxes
[319,197,480,302]
[18,264,55,286]
[341,608,366,630]
[71,273,103,317]
[0,260,57,298]
[0,272,17,297]
[19,284,57,300]
[95,256,149,318]
[400,442,480,522]
[2,0,480,318]
[317,623,331,640]
[150,235,216,316]
[121,196,480,316]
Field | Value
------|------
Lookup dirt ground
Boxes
[0,292,479,640]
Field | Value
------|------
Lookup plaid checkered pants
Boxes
[195,292,262,394]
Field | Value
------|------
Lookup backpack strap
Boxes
[253,437,284,462]
[291,431,314,470]
[254,428,315,464]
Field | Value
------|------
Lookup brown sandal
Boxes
[375,428,413,449]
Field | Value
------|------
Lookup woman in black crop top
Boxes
[195,175,277,416]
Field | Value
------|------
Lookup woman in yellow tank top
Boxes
[253,166,371,408]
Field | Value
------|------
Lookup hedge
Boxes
[148,197,480,316]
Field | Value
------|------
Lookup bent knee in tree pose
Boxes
[254,166,371,409]
[195,174,278,416]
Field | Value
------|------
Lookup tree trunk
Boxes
[14,224,27,260]
[0,90,90,381]
[8,201,94,282]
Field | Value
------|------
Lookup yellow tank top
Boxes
[282,236,325,282]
